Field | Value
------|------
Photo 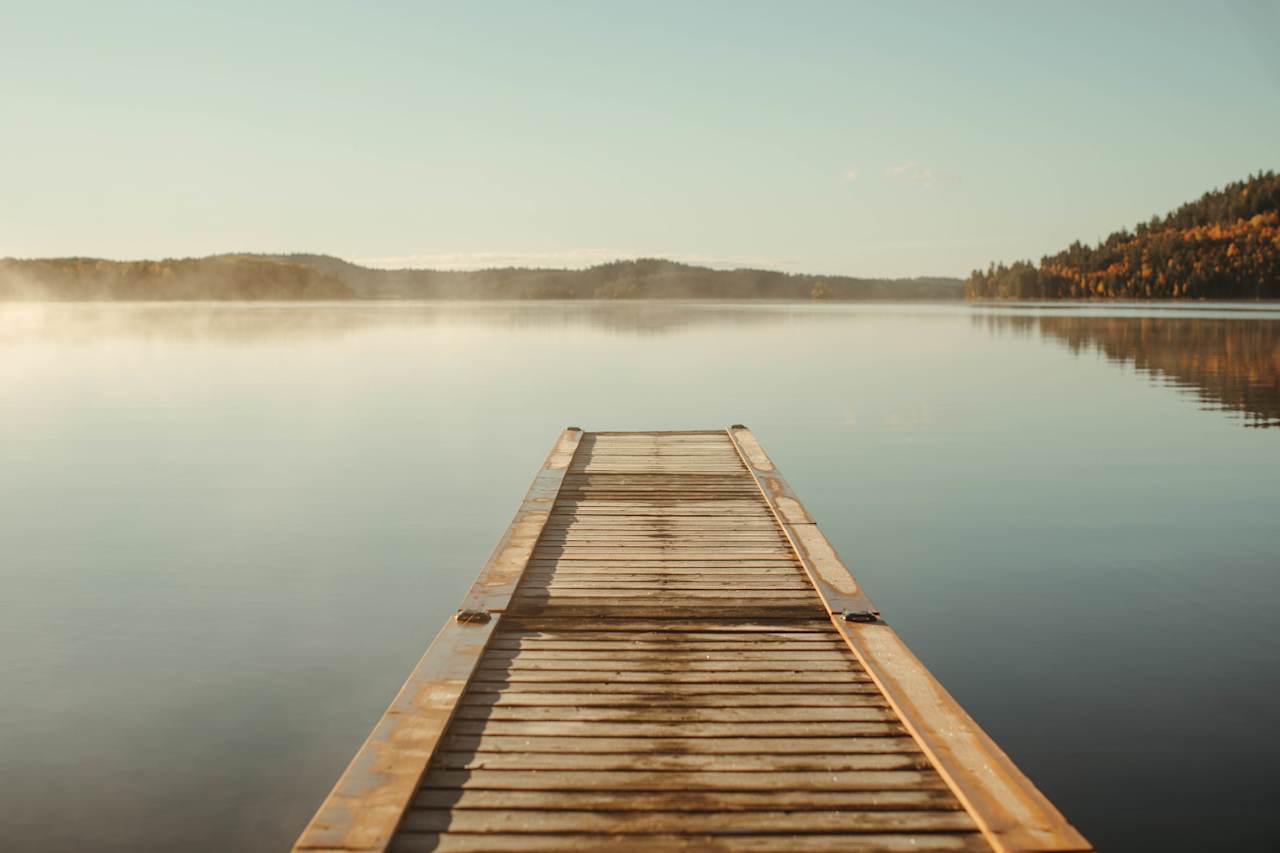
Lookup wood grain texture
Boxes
[389,833,991,852]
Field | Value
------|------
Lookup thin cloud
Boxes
[847,236,998,252]
[885,162,960,188]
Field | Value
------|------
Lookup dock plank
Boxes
[390,833,991,853]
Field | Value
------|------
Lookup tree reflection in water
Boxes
[981,313,1280,428]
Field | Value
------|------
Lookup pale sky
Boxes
[3,1,1278,277]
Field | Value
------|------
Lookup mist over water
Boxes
[2,301,1278,852]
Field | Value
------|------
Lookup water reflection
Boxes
[7,304,1280,430]
[981,314,1280,428]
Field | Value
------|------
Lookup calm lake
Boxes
[2,300,1278,852]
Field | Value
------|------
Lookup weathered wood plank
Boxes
[535,532,783,537]
[545,516,777,522]
[544,526,781,532]
[463,681,881,695]
[449,706,896,723]
[523,580,815,589]
[506,584,808,596]
[521,585,815,595]
[418,767,943,791]
[459,687,874,704]
[486,638,846,649]
[522,558,798,563]
[532,550,796,558]
[494,617,834,630]
[429,750,926,772]
[486,625,829,637]
[438,734,918,754]
[390,832,989,853]
[468,674,873,686]
[482,649,852,661]
[401,807,976,834]
[443,720,907,738]
[552,501,767,505]
[412,788,955,811]
[483,655,854,669]
[503,605,830,619]
[526,567,802,575]
[551,504,769,510]
[544,531,781,537]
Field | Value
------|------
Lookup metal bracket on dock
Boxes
[455,608,492,624]
[842,608,882,623]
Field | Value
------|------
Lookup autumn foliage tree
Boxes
[967,171,1280,300]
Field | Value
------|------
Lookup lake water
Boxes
[2,301,1278,852]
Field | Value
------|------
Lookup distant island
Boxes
[0,255,962,302]
[967,171,1280,300]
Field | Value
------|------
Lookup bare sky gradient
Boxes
[3,0,1278,276]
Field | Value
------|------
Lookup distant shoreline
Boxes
[0,295,972,304]
[0,255,964,302]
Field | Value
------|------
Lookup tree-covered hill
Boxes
[0,256,354,300]
[1,253,962,301]
[967,171,1280,300]
[239,255,963,301]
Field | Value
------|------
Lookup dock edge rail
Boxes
[725,425,1091,853]
[292,428,583,852]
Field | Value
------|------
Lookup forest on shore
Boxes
[967,171,1280,300]
[0,255,961,301]
[0,257,353,301]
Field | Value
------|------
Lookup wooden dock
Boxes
[294,428,1091,853]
